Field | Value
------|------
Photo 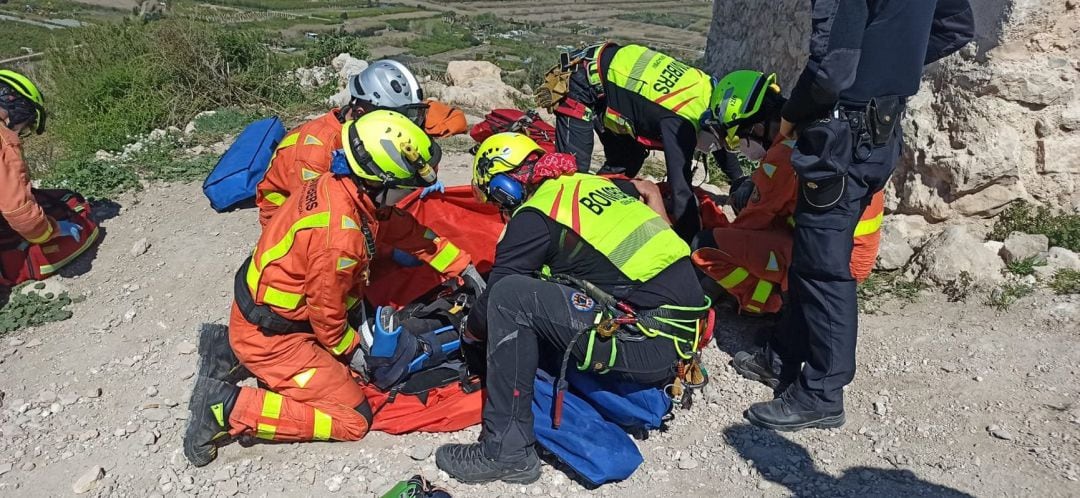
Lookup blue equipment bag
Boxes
[532,371,643,486]
[203,116,286,212]
[565,369,671,432]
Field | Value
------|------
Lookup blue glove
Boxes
[391,248,423,268]
[330,149,351,175]
[56,221,82,243]
[418,181,445,199]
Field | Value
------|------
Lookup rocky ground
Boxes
[0,152,1077,497]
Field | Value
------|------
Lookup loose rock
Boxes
[72,466,105,494]
[130,238,150,258]
[409,443,433,461]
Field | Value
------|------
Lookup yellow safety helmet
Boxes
[0,69,47,135]
[341,109,440,187]
[471,132,544,204]
[709,70,779,149]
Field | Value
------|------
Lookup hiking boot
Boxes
[435,443,541,484]
[197,323,250,384]
[183,375,240,467]
[744,394,845,432]
[731,348,792,395]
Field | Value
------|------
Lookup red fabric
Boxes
[0,189,99,287]
[228,304,371,442]
[365,185,506,307]
[509,152,578,185]
[851,191,884,282]
[364,384,484,434]
[469,109,557,153]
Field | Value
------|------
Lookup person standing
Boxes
[731,0,975,431]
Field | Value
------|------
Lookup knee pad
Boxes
[354,399,374,428]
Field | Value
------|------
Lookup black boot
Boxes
[197,324,250,384]
[745,393,845,432]
[731,348,793,395]
[183,375,240,467]
[435,443,541,484]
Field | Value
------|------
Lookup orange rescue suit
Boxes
[255,102,468,227]
[228,173,470,443]
[692,137,884,314]
[0,123,56,244]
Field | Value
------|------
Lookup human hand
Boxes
[56,220,82,243]
[419,181,445,199]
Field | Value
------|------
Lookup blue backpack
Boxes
[203,116,286,212]
[532,371,647,487]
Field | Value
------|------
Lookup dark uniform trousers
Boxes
[480,274,679,462]
[769,122,902,411]
[555,67,650,175]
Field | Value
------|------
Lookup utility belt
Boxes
[545,273,713,425]
[233,257,314,335]
[836,95,905,161]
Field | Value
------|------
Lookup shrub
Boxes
[39,157,141,200]
[305,32,369,66]
[989,202,1080,252]
[1050,269,1080,295]
[41,18,306,156]
[858,271,925,313]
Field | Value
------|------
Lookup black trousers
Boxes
[480,274,679,462]
[554,68,649,175]
[768,123,902,411]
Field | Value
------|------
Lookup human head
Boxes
[0,69,47,136]
[708,70,784,151]
[471,132,546,209]
[340,110,440,190]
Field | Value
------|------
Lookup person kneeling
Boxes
[435,133,708,484]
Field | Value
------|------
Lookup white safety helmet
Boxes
[348,60,423,109]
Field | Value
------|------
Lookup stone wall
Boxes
[704,0,1080,221]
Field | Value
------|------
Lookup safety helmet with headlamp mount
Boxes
[708,70,781,150]
[340,110,440,188]
[471,132,545,209]
[0,69,47,136]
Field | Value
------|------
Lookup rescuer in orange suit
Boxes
[183,110,480,467]
[256,59,468,226]
[692,71,884,315]
[0,70,81,248]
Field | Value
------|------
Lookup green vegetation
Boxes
[388,18,480,57]
[0,23,56,58]
[305,31,369,65]
[1005,256,1046,277]
[202,0,369,10]
[0,283,79,334]
[1050,269,1080,295]
[986,282,1034,311]
[39,157,142,200]
[990,202,1080,252]
[858,271,925,313]
[43,19,306,156]
[943,271,975,302]
[615,12,699,29]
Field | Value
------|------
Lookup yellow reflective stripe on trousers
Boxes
[37,226,100,275]
[256,423,277,440]
[261,392,283,420]
[246,212,331,310]
[853,211,884,237]
[263,191,288,206]
[718,267,750,289]
[313,409,332,441]
[331,325,357,356]
[428,242,461,273]
[751,280,774,304]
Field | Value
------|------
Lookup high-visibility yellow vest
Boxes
[516,174,689,282]
[603,45,712,131]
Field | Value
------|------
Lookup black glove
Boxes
[728,176,755,214]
